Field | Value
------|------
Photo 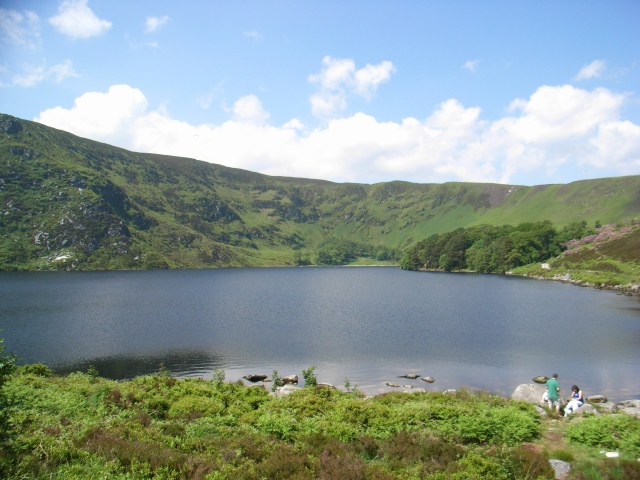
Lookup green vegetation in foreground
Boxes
[2,113,640,271]
[1,359,640,479]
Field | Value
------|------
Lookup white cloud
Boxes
[35,84,148,147]
[145,15,169,33]
[0,8,40,48]
[49,0,111,39]
[574,59,606,81]
[243,30,262,40]
[308,56,395,118]
[462,59,480,72]
[12,59,78,87]
[231,95,270,124]
[34,83,640,185]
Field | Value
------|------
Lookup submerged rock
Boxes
[386,382,401,388]
[533,376,549,384]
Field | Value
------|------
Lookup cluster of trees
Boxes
[294,239,401,266]
[400,220,595,273]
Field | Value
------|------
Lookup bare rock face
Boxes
[511,384,547,405]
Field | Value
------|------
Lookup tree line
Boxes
[294,239,401,266]
[400,220,595,273]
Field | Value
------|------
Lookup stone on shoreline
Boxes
[511,384,547,405]
[616,399,640,418]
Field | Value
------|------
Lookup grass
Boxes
[2,365,639,479]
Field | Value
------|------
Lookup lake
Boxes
[1,267,639,401]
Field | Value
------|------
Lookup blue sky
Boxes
[1,1,639,186]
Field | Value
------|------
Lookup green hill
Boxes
[1,113,639,271]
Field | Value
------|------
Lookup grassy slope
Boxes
[2,113,640,271]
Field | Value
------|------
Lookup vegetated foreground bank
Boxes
[401,220,640,294]
[2,113,640,272]
[1,356,640,480]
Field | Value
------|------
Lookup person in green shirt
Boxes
[546,373,561,413]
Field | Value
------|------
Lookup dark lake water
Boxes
[1,267,639,401]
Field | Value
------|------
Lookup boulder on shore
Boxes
[616,399,640,418]
[511,384,547,405]
[569,404,600,416]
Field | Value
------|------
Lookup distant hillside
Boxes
[1,113,639,271]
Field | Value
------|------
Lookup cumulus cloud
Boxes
[308,56,395,118]
[12,59,78,87]
[574,59,606,81]
[49,0,111,39]
[0,8,40,48]
[36,84,148,147]
[34,83,640,185]
[145,15,169,33]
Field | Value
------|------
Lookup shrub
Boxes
[566,414,640,455]
[302,366,317,387]
[19,363,53,377]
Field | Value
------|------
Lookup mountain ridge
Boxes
[1,113,639,271]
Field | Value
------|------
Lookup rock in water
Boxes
[532,376,549,384]
[421,376,435,383]
[243,374,267,382]
[586,394,607,403]
[399,374,420,379]
[386,382,400,388]
[282,375,298,384]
